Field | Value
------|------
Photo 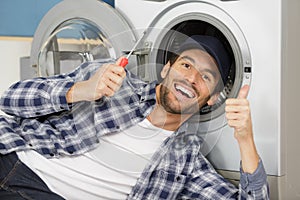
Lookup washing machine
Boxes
[21,0,300,199]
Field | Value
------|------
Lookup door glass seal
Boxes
[147,10,251,124]
[154,20,236,122]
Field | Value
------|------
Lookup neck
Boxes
[147,85,192,131]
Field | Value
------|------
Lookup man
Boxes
[0,35,269,199]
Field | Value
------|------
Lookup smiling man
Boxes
[159,49,220,114]
[0,35,269,199]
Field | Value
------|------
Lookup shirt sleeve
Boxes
[180,155,269,200]
[0,60,108,118]
[239,159,270,199]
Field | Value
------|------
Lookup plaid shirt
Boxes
[0,59,269,199]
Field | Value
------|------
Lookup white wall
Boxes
[0,37,32,114]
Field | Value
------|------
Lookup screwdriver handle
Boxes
[119,57,128,68]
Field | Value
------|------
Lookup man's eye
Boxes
[202,74,211,82]
[182,63,191,69]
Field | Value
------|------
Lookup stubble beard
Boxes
[159,84,200,115]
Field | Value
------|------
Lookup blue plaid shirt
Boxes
[0,59,269,199]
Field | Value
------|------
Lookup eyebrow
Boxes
[179,55,196,65]
[179,55,218,80]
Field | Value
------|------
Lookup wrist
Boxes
[66,82,85,103]
[66,85,74,103]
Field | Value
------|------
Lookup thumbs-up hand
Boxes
[225,85,260,173]
[225,85,253,141]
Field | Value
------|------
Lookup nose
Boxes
[184,68,201,86]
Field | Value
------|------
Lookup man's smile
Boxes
[174,82,196,100]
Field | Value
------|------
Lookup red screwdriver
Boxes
[119,32,146,68]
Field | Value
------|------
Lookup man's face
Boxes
[159,49,221,114]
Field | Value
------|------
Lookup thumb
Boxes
[238,85,250,99]
[116,56,127,67]
[116,56,125,65]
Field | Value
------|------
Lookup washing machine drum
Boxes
[37,19,114,76]
[148,25,250,122]
[153,21,235,118]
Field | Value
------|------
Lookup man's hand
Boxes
[225,85,252,141]
[225,85,259,173]
[66,57,126,103]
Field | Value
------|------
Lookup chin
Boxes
[168,101,200,115]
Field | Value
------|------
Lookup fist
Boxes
[66,57,126,103]
[86,59,126,100]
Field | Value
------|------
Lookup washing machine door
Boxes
[141,1,252,155]
[30,0,137,77]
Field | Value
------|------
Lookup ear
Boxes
[160,61,171,79]
[207,93,220,106]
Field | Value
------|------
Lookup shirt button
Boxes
[116,126,120,129]
[49,153,55,157]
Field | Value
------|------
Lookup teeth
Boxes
[175,84,195,98]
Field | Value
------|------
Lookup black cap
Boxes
[178,35,231,84]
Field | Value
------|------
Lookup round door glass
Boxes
[38,18,116,76]
[155,20,235,119]
[147,15,250,124]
